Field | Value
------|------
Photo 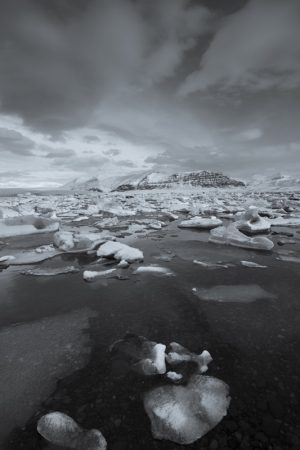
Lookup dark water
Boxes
[0,225,300,450]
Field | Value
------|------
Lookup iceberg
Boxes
[97,241,143,263]
[0,215,59,238]
[37,412,107,449]
[209,223,274,251]
[178,216,222,229]
[144,374,230,444]
[236,206,271,234]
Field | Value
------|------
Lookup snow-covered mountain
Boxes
[248,173,300,191]
[114,171,245,191]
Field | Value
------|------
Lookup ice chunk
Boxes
[269,216,300,227]
[178,216,222,229]
[97,241,143,263]
[209,223,274,251]
[37,412,107,449]
[144,374,230,444]
[166,343,212,374]
[0,255,15,263]
[22,266,79,276]
[240,261,267,268]
[110,334,166,376]
[192,284,276,303]
[0,215,59,238]
[54,230,111,252]
[83,268,117,282]
[193,260,229,269]
[166,371,183,382]
[236,206,271,234]
[134,265,174,276]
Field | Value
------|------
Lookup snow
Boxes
[193,284,276,303]
[37,412,107,449]
[97,240,143,263]
[83,268,117,282]
[178,216,222,229]
[0,215,59,238]
[209,223,274,251]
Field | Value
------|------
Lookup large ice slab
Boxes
[0,215,59,238]
[209,223,274,251]
[236,206,271,234]
[97,240,143,263]
[144,374,230,444]
[178,216,222,229]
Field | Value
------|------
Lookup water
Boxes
[0,224,300,449]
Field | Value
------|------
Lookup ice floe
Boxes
[209,223,274,251]
[22,266,79,276]
[240,260,268,268]
[54,230,112,252]
[97,240,143,263]
[83,268,117,282]
[193,260,229,269]
[178,216,222,229]
[144,374,230,444]
[0,215,59,238]
[166,343,212,374]
[269,216,300,227]
[134,265,174,276]
[37,412,107,449]
[236,206,271,234]
[110,334,167,376]
[192,284,276,303]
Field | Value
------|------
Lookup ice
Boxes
[83,268,117,282]
[110,334,167,376]
[209,223,274,251]
[72,215,89,222]
[54,230,112,252]
[9,245,62,265]
[241,260,268,268]
[193,260,229,269]
[192,284,276,303]
[277,255,300,263]
[269,216,300,227]
[178,216,222,229]
[166,371,183,382]
[236,206,271,234]
[0,255,15,263]
[22,266,79,276]
[144,374,230,444]
[0,215,59,238]
[37,412,107,449]
[134,265,174,276]
[97,240,143,263]
[166,343,212,374]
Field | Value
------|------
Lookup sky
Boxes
[0,0,300,187]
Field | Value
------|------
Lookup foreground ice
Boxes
[110,334,166,376]
[97,241,143,263]
[236,206,271,234]
[166,343,212,374]
[134,265,174,276]
[192,284,276,303]
[54,230,112,252]
[209,223,274,251]
[22,266,79,276]
[240,260,268,268]
[144,374,230,445]
[0,215,59,238]
[37,412,107,449]
[178,216,222,229]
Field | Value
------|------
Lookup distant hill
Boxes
[248,173,300,191]
[114,171,245,191]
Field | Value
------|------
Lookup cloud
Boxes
[235,128,263,141]
[44,148,76,158]
[0,127,35,155]
[103,148,121,157]
[179,0,300,95]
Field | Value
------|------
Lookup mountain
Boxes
[248,173,300,191]
[63,176,103,192]
[114,171,245,191]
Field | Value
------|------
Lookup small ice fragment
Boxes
[166,371,183,381]
[22,266,79,276]
[134,265,174,276]
[241,261,267,268]
[178,216,222,230]
[83,268,117,282]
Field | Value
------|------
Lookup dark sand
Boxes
[0,223,300,450]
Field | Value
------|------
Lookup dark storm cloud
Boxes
[83,135,101,143]
[0,0,213,135]
[0,127,35,155]
[44,148,76,158]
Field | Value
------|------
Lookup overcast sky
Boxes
[0,0,299,187]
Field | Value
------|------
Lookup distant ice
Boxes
[179,216,222,229]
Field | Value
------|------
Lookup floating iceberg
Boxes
[236,206,271,234]
[192,284,276,303]
[83,268,117,282]
[134,265,174,276]
[97,241,143,263]
[166,343,212,374]
[110,334,166,376]
[178,216,222,229]
[54,230,112,252]
[209,223,274,251]
[0,215,59,238]
[144,374,230,444]
[37,412,107,449]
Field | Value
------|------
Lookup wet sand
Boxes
[0,221,300,450]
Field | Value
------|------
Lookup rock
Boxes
[37,412,107,449]
[144,374,230,445]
